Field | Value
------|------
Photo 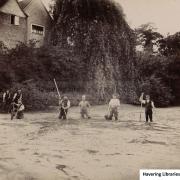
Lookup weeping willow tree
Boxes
[51,0,136,103]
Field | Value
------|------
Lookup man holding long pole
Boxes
[139,101,143,121]
[59,96,70,120]
[54,79,70,120]
[139,92,155,123]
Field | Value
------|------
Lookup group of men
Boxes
[2,88,155,122]
[2,89,25,120]
[58,95,91,120]
[58,93,155,123]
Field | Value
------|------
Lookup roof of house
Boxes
[18,0,32,9]
[0,0,52,20]
[0,0,26,17]
[0,0,8,8]
[18,0,52,20]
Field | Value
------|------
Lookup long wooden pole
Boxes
[139,102,142,121]
[139,92,144,122]
[54,78,61,98]
[54,78,69,120]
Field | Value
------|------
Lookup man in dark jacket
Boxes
[13,89,22,104]
[59,96,70,120]
[2,89,11,113]
[139,92,155,122]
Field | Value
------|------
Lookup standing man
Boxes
[79,95,91,119]
[16,100,25,119]
[10,100,25,120]
[139,93,155,122]
[59,96,70,120]
[105,94,120,121]
[2,89,11,113]
[13,89,22,104]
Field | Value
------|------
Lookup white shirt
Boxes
[140,99,155,108]
[79,101,90,109]
[109,98,120,108]
[18,104,25,111]
[3,92,10,102]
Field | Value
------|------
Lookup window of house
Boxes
[32,25,44,35]
[11,15,19,25]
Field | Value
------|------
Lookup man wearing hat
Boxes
[59,96,70,120]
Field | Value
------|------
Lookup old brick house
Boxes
[0,0,52,48]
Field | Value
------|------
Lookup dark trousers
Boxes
[3,101,11,113]
[59,108,68,120]
[145,110,153,122]
[81,109,90,119]
[16,111,24,119]
[109,108,118,120]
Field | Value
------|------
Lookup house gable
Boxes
[0,0,52,48]
[19,0,52,46]
[0,0,26,17]
[18,0,32,10]
[20,0,52,20]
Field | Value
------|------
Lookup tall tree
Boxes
[158,32,180,56]
[158,32,180,104]
[51,0,136,102]
[135,23,163,53]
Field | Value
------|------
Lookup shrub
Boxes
[138,75,174,107]
[10,82,56,111]
[134,53,174,107]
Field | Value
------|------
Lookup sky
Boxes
[42,0,180,35]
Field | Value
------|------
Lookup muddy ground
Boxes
[0,104,180,180]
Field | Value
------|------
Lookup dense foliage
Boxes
[134,53,174,106]
[52,0,136,102]
[158,32,180,104]
[0,1,180,110]
[135,23,163,53]
[135,25,180,106]
[0,41,100,110]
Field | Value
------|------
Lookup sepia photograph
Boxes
[0,0,180,179]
